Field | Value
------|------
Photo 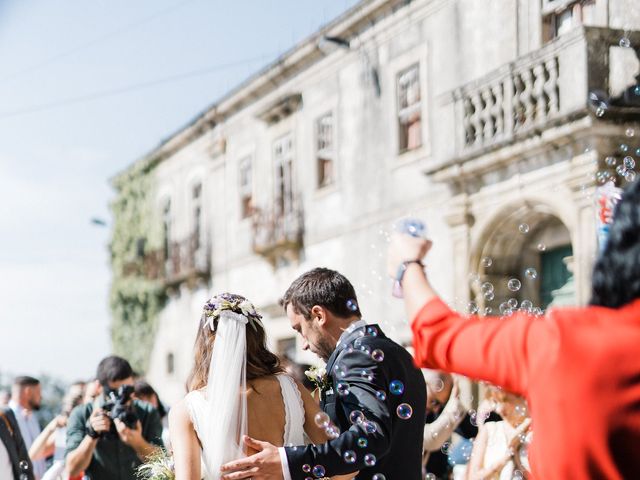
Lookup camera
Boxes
[102,384,139,432]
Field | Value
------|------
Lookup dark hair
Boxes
[13,376,39,388]
[134,380,166,418]
[96,356,133,388]
[186,293,283,392]
[280,267,362,320]
[590,179,640,308]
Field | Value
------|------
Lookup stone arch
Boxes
[469,197,576,313]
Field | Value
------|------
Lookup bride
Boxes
[169,293,354,480]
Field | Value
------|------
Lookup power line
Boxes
[0,0,199,84]
[0,55,276,120]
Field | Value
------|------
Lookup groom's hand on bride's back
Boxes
[220,435,283,480]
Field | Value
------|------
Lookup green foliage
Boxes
[110,165,165,374]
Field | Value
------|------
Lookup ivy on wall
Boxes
[109,163,165,374]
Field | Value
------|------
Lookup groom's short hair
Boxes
[281,267,362,320]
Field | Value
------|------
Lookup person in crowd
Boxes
[65,356,163,480]
[219,268,427,480]
[465,387,531,480]
[422,370,489,479]
[30,385,84,480]
[0,389,11,407]
[82,378,100,405]
[133,380,170,449]
[387,178,640,479]
[0,405,35,480]
[10,376,45,479]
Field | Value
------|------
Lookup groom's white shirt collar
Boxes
[336,319,367,349]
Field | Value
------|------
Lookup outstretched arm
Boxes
[169,400,202,480]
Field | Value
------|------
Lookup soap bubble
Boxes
[333,363,347,378]
[620,37,632,48]
[363,420,377,434]
[396,403,413,419]
[481,282,494,294]
[524,267,538,279]
[537,243,546,251]
[467,301,479,315]
[389,380,404,395]
[302,464,311,473]
[376,390,387,401]
[360,369,374,382]
[481,256,492,268]
[625,128,635,137]
[372,475,387,480]
[605,156,617,166]
[624,156,636,169]
[520,300,533,312]
[314,412,330,428]
[508,298,518,309]
[346,299,358,312]
[349,410,365,425]
[357,437,368,448]
[312,465,326,477]
[343,450,357,464]
[518,223,529,234]
[336,381,350,396]
[371,349,385,362]
[484,291,495,301]
[620,144,630,153]
[364,453,377,467]
[507,278,522,291]
[625,170,637,182]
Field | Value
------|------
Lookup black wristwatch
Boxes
[395,259,424,284]
[85,419,101,439]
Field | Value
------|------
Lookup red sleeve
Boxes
[411,298,541,396]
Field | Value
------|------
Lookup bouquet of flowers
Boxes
[137,448,175,480]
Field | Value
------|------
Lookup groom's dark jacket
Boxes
[0,407,35,480]
[285,323,426,480]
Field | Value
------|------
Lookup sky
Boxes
[0,0,361,383]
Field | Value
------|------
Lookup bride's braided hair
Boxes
[186,293,283,392]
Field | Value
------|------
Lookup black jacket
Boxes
[285,324,426,480]
[0,407,35,480]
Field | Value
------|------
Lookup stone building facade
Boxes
[110,0,640,404]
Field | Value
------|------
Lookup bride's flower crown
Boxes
[201,292,264,332]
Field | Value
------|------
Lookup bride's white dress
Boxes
[184,374,307,479]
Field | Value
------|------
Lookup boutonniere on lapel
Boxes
[305,366,331,398]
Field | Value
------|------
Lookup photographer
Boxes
[65,356,163,480]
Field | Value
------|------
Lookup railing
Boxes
[163,233,211,286]
[252,201,304,262]
[447,27,627,160]
[122,232,210,287]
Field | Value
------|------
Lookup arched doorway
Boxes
[470,203,575,315]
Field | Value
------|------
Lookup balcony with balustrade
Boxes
[429,27,640,180]
[252,201,304,266]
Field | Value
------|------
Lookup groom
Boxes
[221,267,426,480]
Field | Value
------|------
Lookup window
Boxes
[316,113,335,188]
[273,134,294,215]
[239,157,253,219]
[397,64,422,153]
[162,199,171,261]
[542,1,590,43]
[166,352,175,375]
[192,183,203,250]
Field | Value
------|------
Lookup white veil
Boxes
[201,309,248,479]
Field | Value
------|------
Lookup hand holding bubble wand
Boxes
[391,218,428,298]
